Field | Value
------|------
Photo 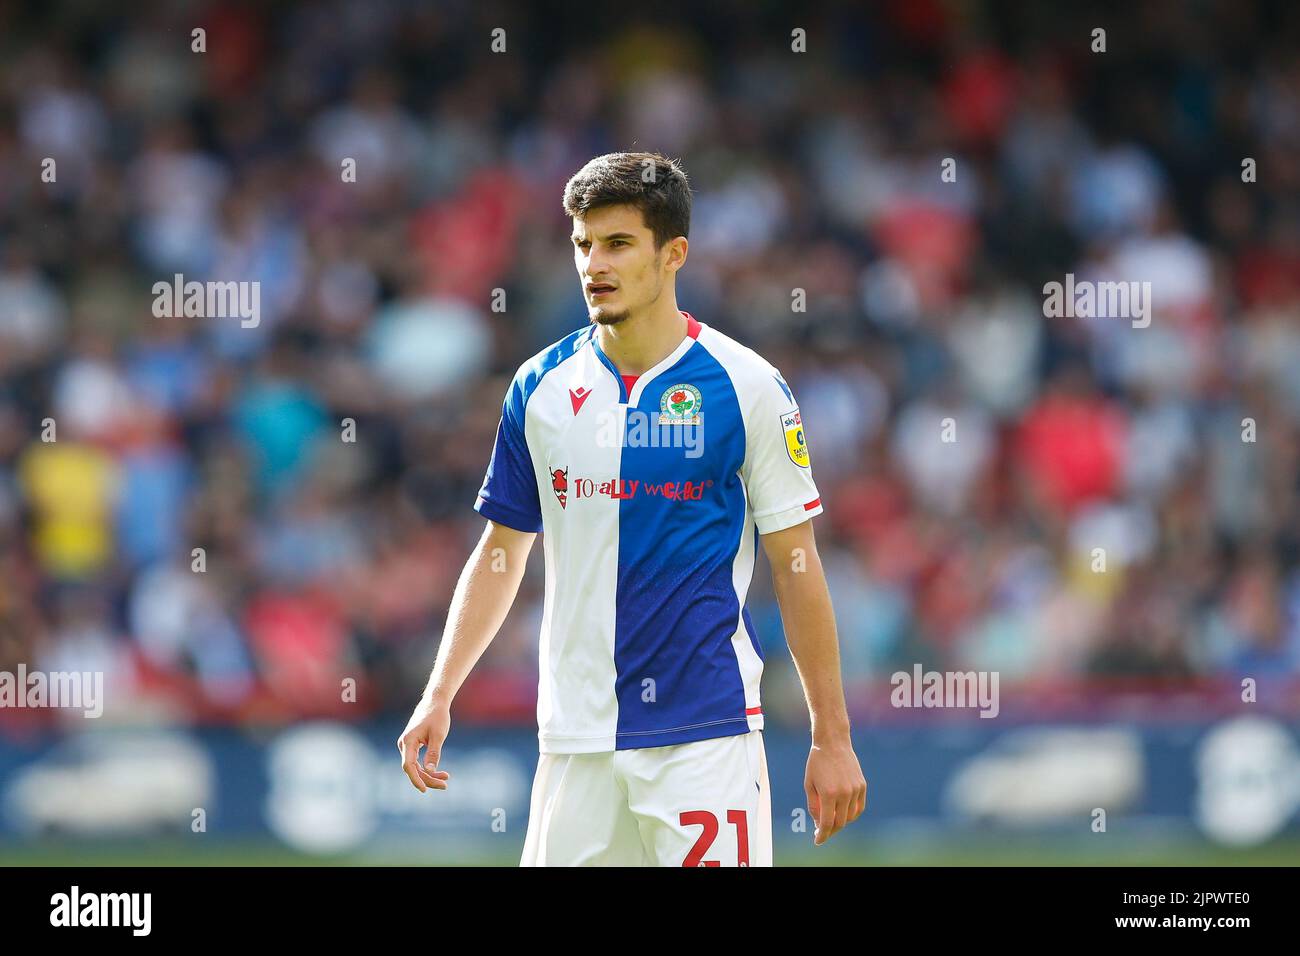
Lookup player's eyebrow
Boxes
[571,232,637,243]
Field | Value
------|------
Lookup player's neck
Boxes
[596,297,687,375]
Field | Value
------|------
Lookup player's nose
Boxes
[584,250,613,275]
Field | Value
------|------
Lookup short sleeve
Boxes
[741,370,824,534]
[473,375,543,532]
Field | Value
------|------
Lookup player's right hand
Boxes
[398,698,453,793]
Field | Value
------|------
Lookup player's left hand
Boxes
[805,737,867,845]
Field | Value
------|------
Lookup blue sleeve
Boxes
[474,375,543,532]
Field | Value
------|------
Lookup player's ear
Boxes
[663,236,688,273]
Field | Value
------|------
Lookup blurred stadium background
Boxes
[1,0,1299,865]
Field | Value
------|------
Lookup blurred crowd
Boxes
[1,0,1299,729]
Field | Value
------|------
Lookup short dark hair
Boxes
[562,152,691,250]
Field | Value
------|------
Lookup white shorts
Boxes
[520,729,772,867]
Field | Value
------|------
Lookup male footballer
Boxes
[398,152,867,866]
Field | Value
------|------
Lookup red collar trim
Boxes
[682,311,702,339]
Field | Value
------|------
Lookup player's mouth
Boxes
[587,283,617,298]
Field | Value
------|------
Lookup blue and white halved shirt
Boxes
[474,312,823,753]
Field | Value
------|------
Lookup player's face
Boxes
[572,204,666,326]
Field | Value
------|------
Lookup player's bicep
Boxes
[481,519,538,563]
[759,516,816,572]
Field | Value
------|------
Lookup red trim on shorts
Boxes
[745,706,763,716]
[803,497,821,511]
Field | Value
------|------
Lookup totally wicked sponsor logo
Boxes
[551,467,569,507]
[549,467,713,509]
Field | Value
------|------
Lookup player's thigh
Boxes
[621,730,771,867]
[520,751,645,866]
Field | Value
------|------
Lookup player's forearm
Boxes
[771,561,852,745]
[423,526,532,708]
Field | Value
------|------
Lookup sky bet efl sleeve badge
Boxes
[658,383,702,425]
[782,408,810,467]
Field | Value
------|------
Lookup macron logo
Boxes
[570,386,592,416]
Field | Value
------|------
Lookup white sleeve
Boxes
[741,368,824,534]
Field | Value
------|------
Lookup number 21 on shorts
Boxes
[680,809,750,867]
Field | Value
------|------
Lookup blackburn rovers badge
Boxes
[659,383,702,425]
